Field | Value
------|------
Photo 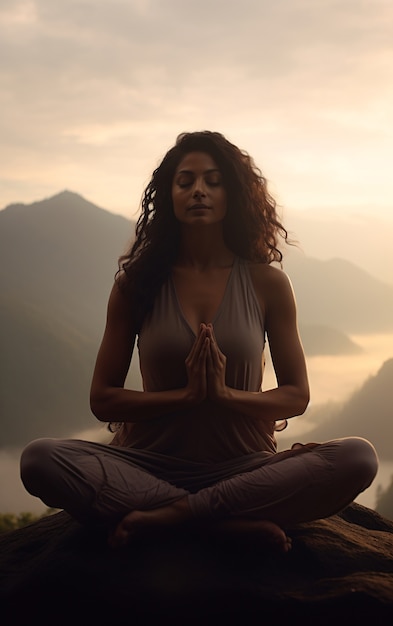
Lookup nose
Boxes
[192,177,206,198]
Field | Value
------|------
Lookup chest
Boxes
[138,266,266,391]
[172,267,232,334]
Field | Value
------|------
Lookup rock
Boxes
[1,503,393,625]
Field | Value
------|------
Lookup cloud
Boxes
[1,0,393,214]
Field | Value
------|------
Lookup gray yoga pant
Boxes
[20,437,378,528]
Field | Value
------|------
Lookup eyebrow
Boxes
[176,168,221,175]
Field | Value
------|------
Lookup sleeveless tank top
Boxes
[113,257,277,462]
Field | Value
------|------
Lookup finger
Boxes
[207,325,221,355]
[205,324,213,342]
[187,338,209,378]
[206,347,215,379]
[207,340,221,376]
[205,341,210,361]
[192,328,208,362]
[201,337,209,370]
[208,336,218,362]
[187,325,206,362]
[209,334,223,363]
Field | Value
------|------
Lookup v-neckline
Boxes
[170,257,238,337]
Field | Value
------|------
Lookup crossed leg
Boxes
[21,437,378,554]
[109,438,377,551]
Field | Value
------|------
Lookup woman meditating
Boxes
[20,131,378,552]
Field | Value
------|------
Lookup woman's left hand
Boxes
[206,324,229,402]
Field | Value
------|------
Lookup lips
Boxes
[188,203,210,210]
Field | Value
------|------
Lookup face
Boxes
[171,151,227,226]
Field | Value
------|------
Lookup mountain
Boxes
[0,191,135,446]
[285,209,393,287]
[1,296,96,444]
[283,252,393,334]
[1,191,392,448]
[0,190,133,337]
[299,324,362,356]
[280,358,393,460]
[376,476,393,519]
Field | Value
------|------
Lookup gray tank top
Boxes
[114,257,277,461]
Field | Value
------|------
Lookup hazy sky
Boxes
[1,0,393,221]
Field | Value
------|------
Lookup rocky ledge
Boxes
[1,503,393,625]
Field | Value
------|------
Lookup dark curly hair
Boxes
[117,131,289,331]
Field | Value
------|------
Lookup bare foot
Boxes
[108,499,290,555]
[108,498,191,549]
[214,518,292,554]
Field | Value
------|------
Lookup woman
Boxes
[20,131,378,552]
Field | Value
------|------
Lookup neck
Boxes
[176,225,234,270]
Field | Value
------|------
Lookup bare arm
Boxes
[90,282,208,423]
[207,266,310,422]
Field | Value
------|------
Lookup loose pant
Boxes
[20,437,378,528]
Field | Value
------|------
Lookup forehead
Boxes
[175,151,219,173]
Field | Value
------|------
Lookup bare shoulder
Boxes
[247,262,290,286]
[247,262,294,304]
[108,275,131,308]
[245,262,297,328]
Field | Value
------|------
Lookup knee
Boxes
[20,438,58,494]
[337,437,379,489]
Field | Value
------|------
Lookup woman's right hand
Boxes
[184,324,209,404]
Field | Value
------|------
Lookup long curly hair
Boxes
[117,131,289,331]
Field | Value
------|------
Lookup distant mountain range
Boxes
[1,191,393,448]
[0,191,132,446]
[285,210,393,287]
[284,252,393,334]
[279,358,393,460]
